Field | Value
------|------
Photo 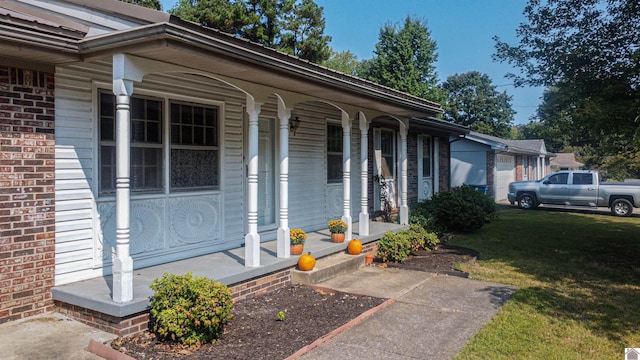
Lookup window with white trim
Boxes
[98,91,219,195]
[170,102,219,190]
[99,92,163,194]
[327,123,343,183]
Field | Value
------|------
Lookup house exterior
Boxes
[550,152,584,171]
[0,0,467,329]
[450,131,550,201]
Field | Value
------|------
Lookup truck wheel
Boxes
[517,193,538,210]
[610,199,633,217]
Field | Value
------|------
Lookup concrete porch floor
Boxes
[51,221,407,318]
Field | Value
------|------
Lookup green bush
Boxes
[377,225,440,262]
[406,224,426,251]
[150,272,233,347]
[456,185,498,221]
[412,185,498,233]
[409,202,441,234]
[377,231,411,263]
[423,231,440,250]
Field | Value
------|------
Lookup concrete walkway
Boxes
[0,266,516,360]
[299,267,517,360]
[0,312,116,360]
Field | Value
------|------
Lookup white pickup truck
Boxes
[507,170,640,216]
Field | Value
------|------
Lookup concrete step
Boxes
[291,252,365,285]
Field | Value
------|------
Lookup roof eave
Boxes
[0,25,81,63]
[410,117,468,136]
[78,22,443,116]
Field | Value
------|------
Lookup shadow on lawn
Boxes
[460,205,640,342]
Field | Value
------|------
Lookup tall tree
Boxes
[441,71,515,138]
[170,0,331,63]
[360,16,441,102]
[170,0,248,34]
[322,50,361,75]
[494,0,640,179]
[279,0,331,63]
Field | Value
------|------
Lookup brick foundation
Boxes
[230,268,292,301]
[0,65,56,324]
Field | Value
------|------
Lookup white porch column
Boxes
[358,113,370,236]
[399,119,409,225]
[341,112,353,241]
[276,106,291,258]
[112,77,134,303]
[245,97,262,267]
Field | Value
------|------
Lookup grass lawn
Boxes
[451,205,640,359]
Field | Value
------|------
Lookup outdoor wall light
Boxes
[289,116,301,135]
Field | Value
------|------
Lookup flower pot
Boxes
[290,244,304,255]
[330,233,345,243]
[365,253,374,265]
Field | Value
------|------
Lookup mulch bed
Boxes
[384,244,479,277]
[110,244,477,359]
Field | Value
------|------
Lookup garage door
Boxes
[496,154,515,200]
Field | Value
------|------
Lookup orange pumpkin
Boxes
[347,239,363,255]
[298,252,316,271]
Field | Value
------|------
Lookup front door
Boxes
[418,135,433,201]
[374,128,396,211]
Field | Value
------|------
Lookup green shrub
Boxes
[409,201,442,234]
[377,231,411,263]
[406,224,440,250]
[455,185,498,221]
[150,272,233,347]
[406,224,426,251]
[412,185,498,233]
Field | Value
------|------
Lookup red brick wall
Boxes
[407,131,418,205]
[0,66,55,324]
[438,136,450,193]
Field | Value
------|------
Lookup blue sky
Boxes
[160,0,542,125]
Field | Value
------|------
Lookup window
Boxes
[327,123,342,183]
[573,173,593,185]
[421,136,431,178]
[547,173,569,185]
[99,92,163,194]
[99,92,219,195]
[170,102,219,190]
[380,130,395,178]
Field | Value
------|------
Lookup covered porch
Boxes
[51,221,404,322]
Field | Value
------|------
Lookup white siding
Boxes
[288,103,329,230]
[55,63,248,284]
[55,65,99,285]
[450,140,488,187]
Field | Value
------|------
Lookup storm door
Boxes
[374,128,397,211]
